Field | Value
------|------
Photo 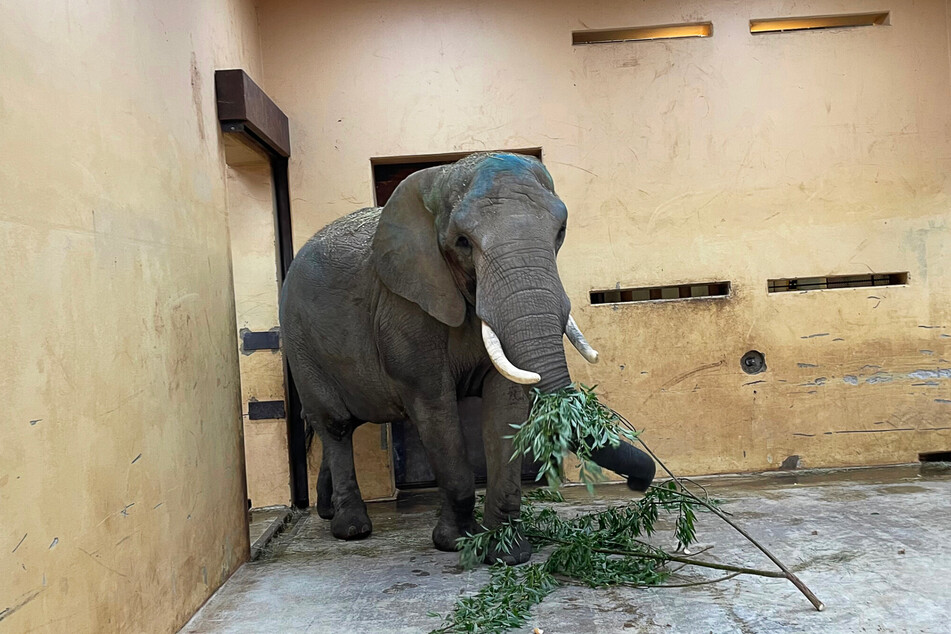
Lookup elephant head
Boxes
[371,152,595,392]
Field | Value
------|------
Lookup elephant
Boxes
[279,152,655,564]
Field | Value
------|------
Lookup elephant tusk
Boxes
[565,315,599,364]
[481,321,541,385]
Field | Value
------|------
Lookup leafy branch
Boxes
[509,384,638,490]
[609,407,826,612]
[429,384,824,633]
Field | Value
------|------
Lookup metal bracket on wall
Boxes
[248,400,287,420]
[241,329,281,352]
[215,68,308,510]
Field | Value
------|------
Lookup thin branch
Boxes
[554,571,743,589]
[629,572,742,589]
[676,544,714,557]
[647,483,733,516]
[612,409,825,612]
[526,531,787,579]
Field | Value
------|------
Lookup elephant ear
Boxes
[371,168,466,327]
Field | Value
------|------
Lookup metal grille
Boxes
[590,281,730,305]
[768,273,907,293]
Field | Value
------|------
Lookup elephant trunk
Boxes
[475,245,571,394]
[475,243,655,491]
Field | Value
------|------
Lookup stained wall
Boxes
[257,0,951,480]
[0,0,263,631]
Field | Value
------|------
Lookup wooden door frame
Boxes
[215,69,309,509]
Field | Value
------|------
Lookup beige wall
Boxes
[259,0,951,479]
[0,1,263,631]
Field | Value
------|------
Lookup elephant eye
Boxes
[456,236,471,249]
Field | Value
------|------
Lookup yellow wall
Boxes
[259,0,951,478]
[0,1,262,631]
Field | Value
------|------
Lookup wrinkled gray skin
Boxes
[280,153,654,564]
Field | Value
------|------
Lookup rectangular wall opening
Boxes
[750,12,889,34]
[573,22,712,45]
[768,272,907,293]
[919,451,951,463]
[591,281,730,305]
[371,148,542,206]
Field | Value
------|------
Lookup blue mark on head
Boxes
[466,153,553,201]
[485,152,535,171]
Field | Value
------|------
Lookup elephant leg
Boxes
[480,371,532,564]
[313,422,372,540]
[315,441,335,520]
[406,396,478,552]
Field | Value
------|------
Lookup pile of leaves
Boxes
[429,384,823,634]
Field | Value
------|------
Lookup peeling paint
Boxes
[843,375,859,385]
[801,333,830,339]
[866,373,894,384]
[797,363,818,368]
[908,368,951,380]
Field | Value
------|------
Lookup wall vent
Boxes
[750,12,889,34]
[768,272,907,293]
[591,281,730,305]
[573,22,712,45]
[919,451,951,463]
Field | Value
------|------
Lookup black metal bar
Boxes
[241,329,281,351]
[248,400,287,420]
[272,156,309,509]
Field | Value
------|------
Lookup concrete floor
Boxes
[184,465,951,633]
[247,507,293,561]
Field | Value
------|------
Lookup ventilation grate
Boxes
[591,281,730,305]
[573,22,712,45]
[750,12,889,34]
[768,272,907,293]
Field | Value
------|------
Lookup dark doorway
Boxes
[373,148,544,489]
[371,148,543,206]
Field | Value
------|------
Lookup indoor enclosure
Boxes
[2,0,950,632]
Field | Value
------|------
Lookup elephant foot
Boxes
[316,496,335,520]
[483,531,532,566]
[316,466,334,519]
[432,515,480,552]
[330,505,372,540]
